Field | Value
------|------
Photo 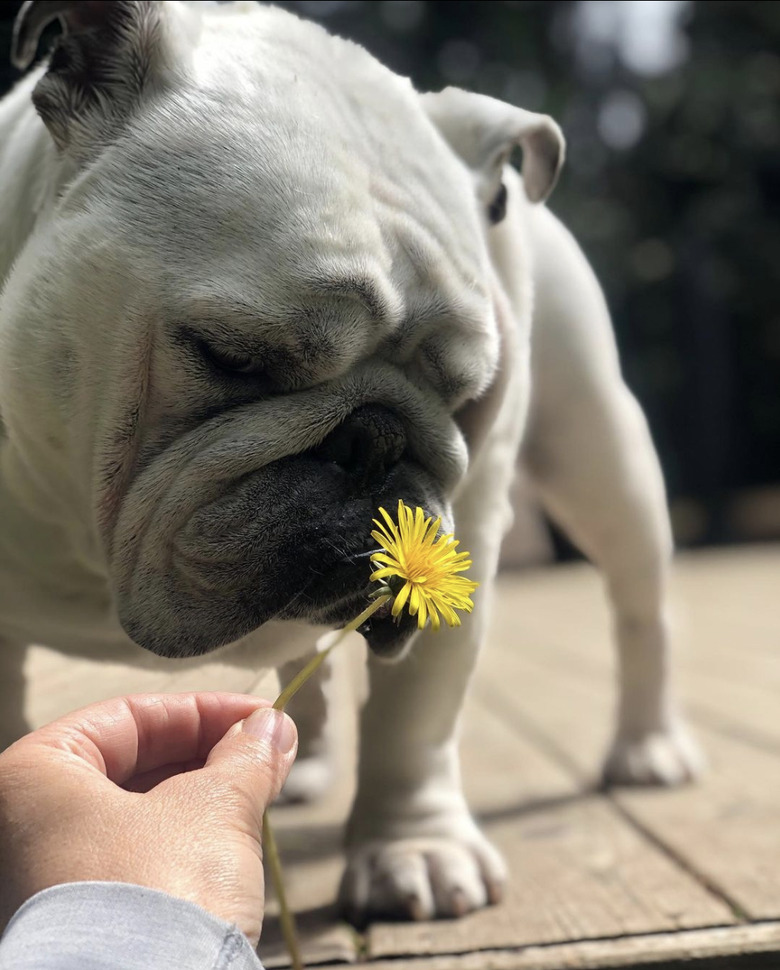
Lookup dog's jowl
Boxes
[0,1,702,922]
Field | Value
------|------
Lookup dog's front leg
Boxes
[340,621,505,923]
[340,396,523,924]
[340,594,506,923]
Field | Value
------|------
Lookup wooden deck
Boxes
[10,546,780,968]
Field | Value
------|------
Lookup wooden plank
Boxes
[494,547,780,661]
[352,922,780,969]
[489,552,780,754]
[366,695,734,960]
[21,639,272,731]
[616,739,780,922]
[478,638,780,922]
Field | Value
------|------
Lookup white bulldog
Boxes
[0,0,702,923]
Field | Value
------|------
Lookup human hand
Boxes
[0,692,297,946]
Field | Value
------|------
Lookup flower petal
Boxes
[392,581,412,617]
[416,592,428,630]
[437,601,461,627]
[370,566,400,581]
[428,601,441,632]
[378,507,400,535]
[370,552,402,568]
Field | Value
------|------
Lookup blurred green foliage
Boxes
[1,1,778,544]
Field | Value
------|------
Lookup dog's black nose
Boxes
[314,405,406,488]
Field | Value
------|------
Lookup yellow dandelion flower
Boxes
[369,499,479,632]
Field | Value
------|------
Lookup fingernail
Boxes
[241,708,296,754]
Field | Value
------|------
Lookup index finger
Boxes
[12,692,272,785]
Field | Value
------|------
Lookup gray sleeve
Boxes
[0,882,264,970]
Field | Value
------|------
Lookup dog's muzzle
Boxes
[110,364,466,659]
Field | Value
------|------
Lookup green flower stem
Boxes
[273,592,392,711]
[263,591,392,970]
[262,809,302,970]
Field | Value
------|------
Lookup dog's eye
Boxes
[199,341,265,377]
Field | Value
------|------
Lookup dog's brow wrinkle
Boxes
[308,276,387,323]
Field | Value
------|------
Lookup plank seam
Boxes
[363,920,780,966]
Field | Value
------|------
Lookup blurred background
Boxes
[1,0,778,556]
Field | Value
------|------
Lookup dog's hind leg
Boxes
[522,203,703,786]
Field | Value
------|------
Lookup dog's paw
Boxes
[338,824,506,925]
[602,722,704,787]
[277,755,333,805]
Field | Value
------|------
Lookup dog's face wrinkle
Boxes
[310,274,388,325]
[175,290,375,362]
[160,294,391,415]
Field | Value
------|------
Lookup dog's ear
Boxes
[421,87,564,216]
[11,0,194,158]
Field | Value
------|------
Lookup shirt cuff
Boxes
[0,882,263,970]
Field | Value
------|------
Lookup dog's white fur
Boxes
[0,1,701,922]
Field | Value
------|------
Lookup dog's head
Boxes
[4,1,563,659]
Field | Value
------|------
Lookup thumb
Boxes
[197,707,298,826]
